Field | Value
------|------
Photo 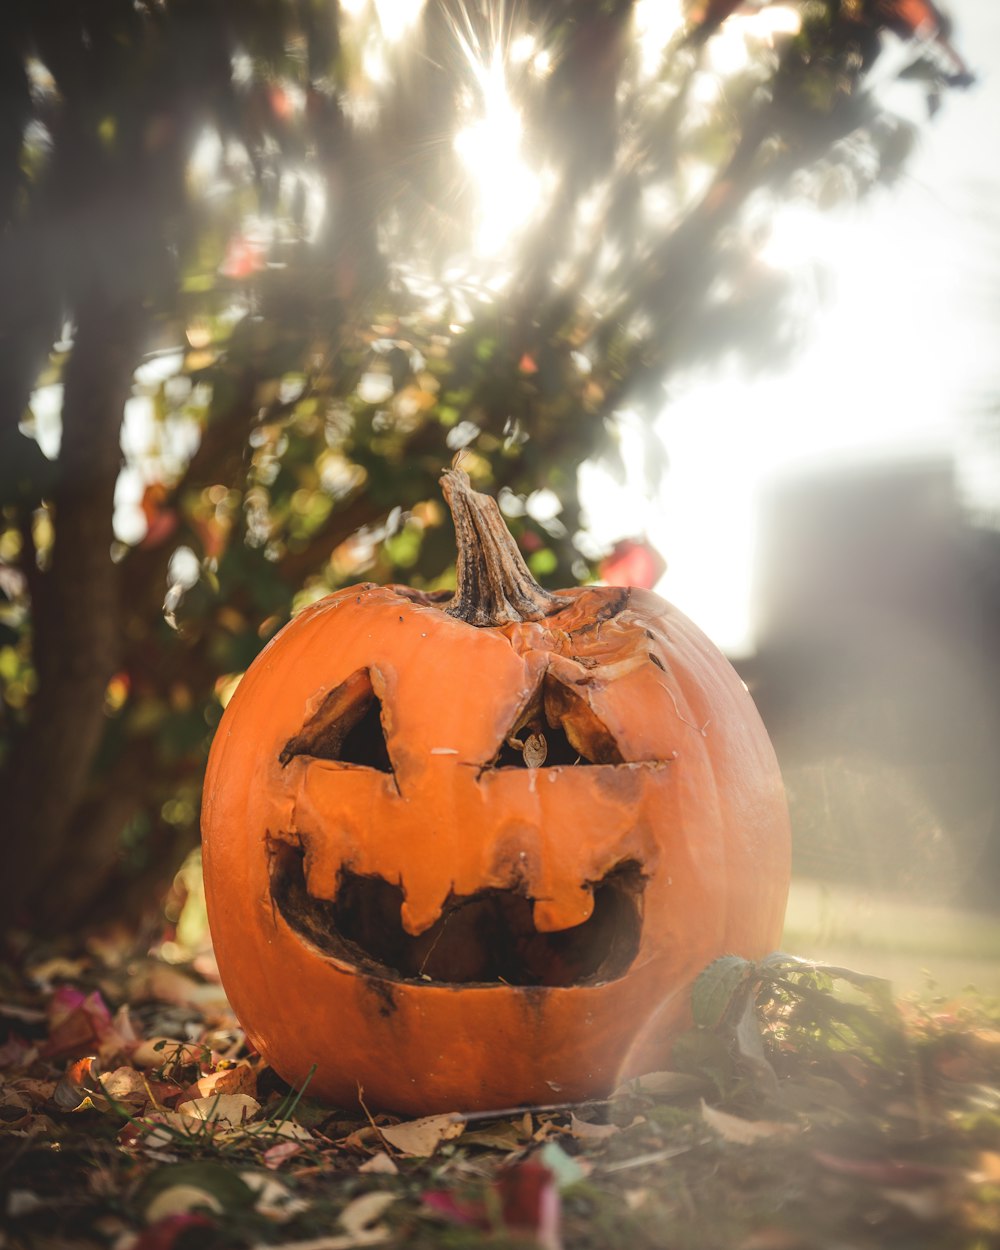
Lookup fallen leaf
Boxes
[241,1172,310,1220]
[0,1089,34,1129]
[258,1118,314,1141]
[379,1112,464,1156]
[339,1192,396,1237]
[177,1093,261,1127]
[263,1141,305,1170]
[136,966,230,1013]
[421,1190,486,1227]
[122,1110,196,1149]
[131,1038,207,1073]
[569,1113,618,1141]
[145,1184,224,1222]
[6,1190,44,1217]
[43,989,116,1059]
[130,1213,215,1250]
[497,1158,561,1250]
[0,1034,38,1068]
[4,1077,55,1107]
[701,1101,798,1145]
[182,1061,256,1103]
[52,1056,100,1111]
[101,1065,153,1109]
[358,1152,399,1175]
[139,1161,256,1223]
[460,1122,526,1151]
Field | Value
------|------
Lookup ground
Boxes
[1,902,999,1250]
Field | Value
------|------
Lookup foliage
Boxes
[1,942,999,1249]
[0,0,972,930]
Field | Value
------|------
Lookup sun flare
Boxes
[453,48,545,259]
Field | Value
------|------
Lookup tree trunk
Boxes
[0,290,144,923]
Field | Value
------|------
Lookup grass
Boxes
[782,877,1000,993]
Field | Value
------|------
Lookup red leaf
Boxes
[44,990,115,1059]
[140,484,179,549]
[599,538,666,590]
[0,1033,36,1069]
[496,1159,562,1250]
[421,1190,487,1228]
[131,1213,215,1250]
[219,236,266,280]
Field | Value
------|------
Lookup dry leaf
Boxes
[339,1192,396,1236]
[6,1190,44,1217]
[358,1152,399,1175]
[136,966,230,1013]
[569,1113,619,1141]
[183,1062,257,1102]
[0,1090,33,1129]
[523,733,548,768]
[263,1141,304,1171]
[260,1119,314,1141]
[145,1184,224,1222]
[101,1066,152,1108]
[380,1113,464,1156]
[177,1093,261,1127]
[700,1100,797,1145]
[5,1077,54,1105]
[459,1122,526,1151]
[131,1038,207,1073]
[252,1193,396,1250]
[241,1172,310,1220]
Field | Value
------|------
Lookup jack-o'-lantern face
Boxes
[202,472,790,1114]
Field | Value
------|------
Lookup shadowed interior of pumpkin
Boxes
[269,841,645,987]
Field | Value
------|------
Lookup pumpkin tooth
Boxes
[532,887,595,933]
[399,889,449,937]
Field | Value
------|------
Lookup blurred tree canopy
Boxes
[0,0,970,933]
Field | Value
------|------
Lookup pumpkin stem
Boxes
[441,468,563,627]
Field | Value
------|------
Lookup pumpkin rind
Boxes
[202,576,790,1113]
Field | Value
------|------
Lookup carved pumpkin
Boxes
[202,469,790,1113]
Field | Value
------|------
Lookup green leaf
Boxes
[691,955,755,1029]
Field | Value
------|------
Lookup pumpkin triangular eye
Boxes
[488,674,624,769]
[280,668,392,772]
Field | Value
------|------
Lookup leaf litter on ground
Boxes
[1,937,999,1250]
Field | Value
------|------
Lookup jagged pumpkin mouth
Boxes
[269,841,644,988]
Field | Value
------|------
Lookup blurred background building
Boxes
[746,457,1000,907]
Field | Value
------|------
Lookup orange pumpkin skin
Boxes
[202,580,789,1114]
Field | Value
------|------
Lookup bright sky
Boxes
[584,0,1000,656]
